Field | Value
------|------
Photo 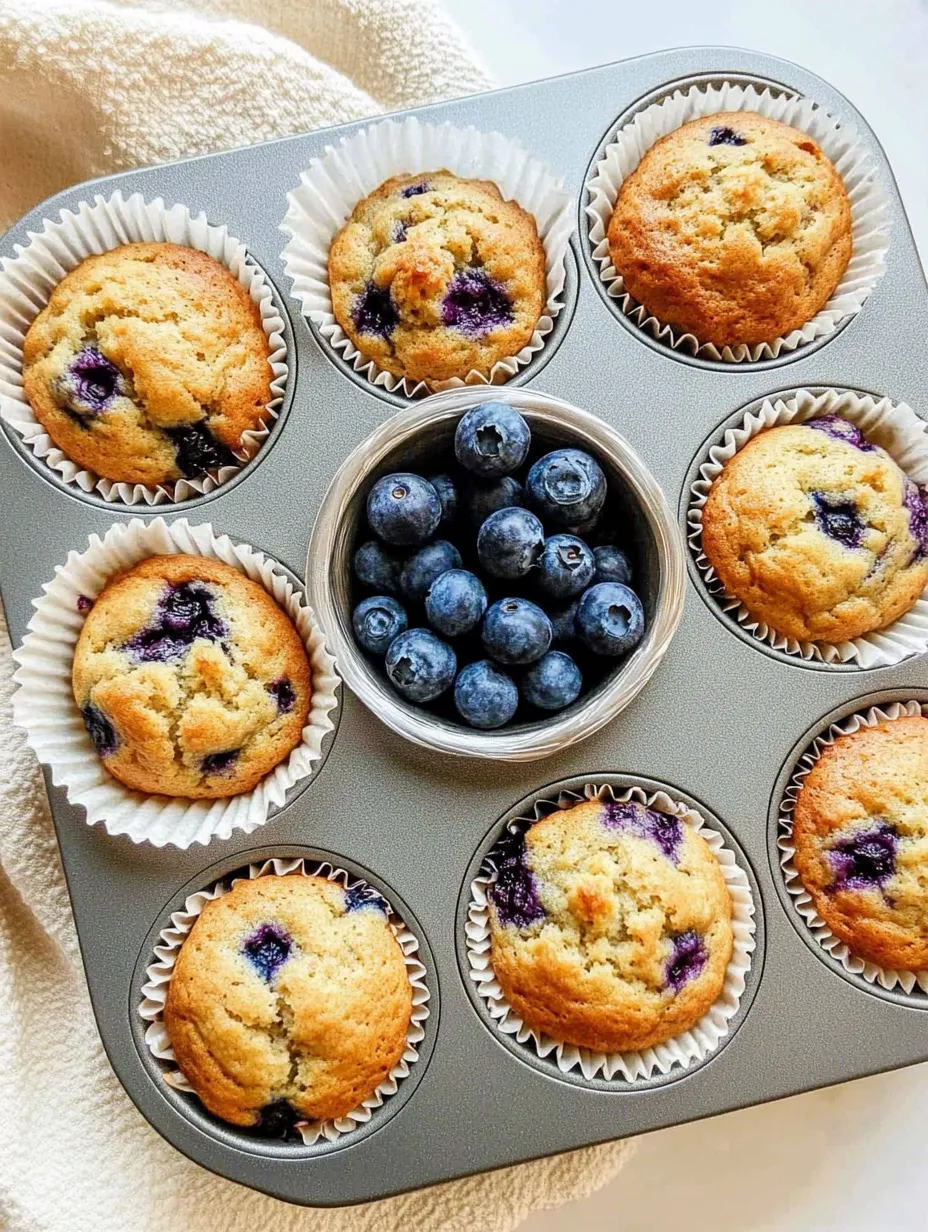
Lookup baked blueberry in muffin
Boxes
[607,112,853,347]
[164,874,413,1129]
[328,171,546,385]
[23,243,273,486]
[792,715,928,970]
[487,797,734,1052]
[72,555,311,798]
[701,417,928,644]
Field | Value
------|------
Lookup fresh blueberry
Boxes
[593,544,632,586]
[536,534,595,600]
[564,511,603,538]
[526,448,607,527]
[353,540,401,595]
[442,270,513,338]
[548,599,579,644]
[367,473,441,546]
[464,475,524,526]
[576,582,645,656]
[352,281,398,338]
[666,931,708,990]
[520,650,582,711]
[353,595,408,656]
[708,126,746,147]
[425,568,487,637]
[827,823,897,892]
[243,924,292,982]
[482,598,552,666]
[385,628,457,702]
[166,421,238,479]
[399,540,462,602]
[811,491,865,549]
[477,507,545,579]
[490,830,545,928]
[267,677,296,714]
[454,403,531,478]
[201,749,239,774]
[81,703,118,757]
[454,660,519,729]
[428,473,459,528]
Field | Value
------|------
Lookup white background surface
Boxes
[441,2,928,1229]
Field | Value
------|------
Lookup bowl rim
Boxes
[305,388,686,761]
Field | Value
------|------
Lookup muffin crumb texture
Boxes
[22,242,273,486]
[607,112,853,347]
[164,875,413,1128]
[701,418,928,644]
[72,554,311,798]
[329,171,546,385]
[487,798,734,1053]
[792,716,928,971]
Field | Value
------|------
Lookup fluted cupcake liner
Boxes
[0,190,288,505]
[687,387,928,667]
[778,700,928,998]
[139,857,430,1146]
[280,116,573,398]
[465,782,755,1083]
[586,82,890,362]
[10,518,340,847]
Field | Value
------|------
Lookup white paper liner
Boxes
[688,388,928,667]
[139,857,430,1145]
[280,116,573,397]
[0,190,289,505]
[777,700,928,997]
[466,782,756,1082]
[586,82,891,362]
[10,518,340,847]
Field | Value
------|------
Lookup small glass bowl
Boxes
[306,388,685,761]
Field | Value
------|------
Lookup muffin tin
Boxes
[1,47,927,1206]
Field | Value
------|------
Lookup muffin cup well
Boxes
[465,781,756,1083]
[0,190,289,505]
[687,388,928,667]
[139,857,430,1145]
[778,700,928,998]
[10,518,340,847]
[279,116,573,398]
[586,82,890,363]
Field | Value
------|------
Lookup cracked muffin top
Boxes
[22,242,273,487]
[164,874,413,1130]
[71,554,311,799]
[487,797,734,1054]
[328,170,546,386]
[607,112,852,347]
[700,416,928,645]
[792,716,928,971]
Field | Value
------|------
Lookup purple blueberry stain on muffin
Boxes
[441,269,513,338]
[125,581,227,663]
[76,594,93,613]
[903,477,928,559]
[267,677,296,714]
[708,126,747,147]
[601,800,683,863]
[353,281,399,339]
[666,930,708,991]
[805,415,877,453]
[165,421,239,479]
[400,181,429,198]
[81,703,118,757]
[491,830,545,929]
[811,491,865,549]
[827,822,898,893]
[201,749,240,775]
[254,1099,304,1138]
[242,923,293,982]
[344,882,387,914]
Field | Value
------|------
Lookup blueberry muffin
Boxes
[793,716,928,970]
[328,171,546,385]
[701,416,928,644]
[72,555,311,798]
[487,798,734,1053]
[164,875,413,1129]
[607,112,852,347]
[23,243,273,486]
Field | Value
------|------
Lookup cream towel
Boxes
[0,3,633,1228]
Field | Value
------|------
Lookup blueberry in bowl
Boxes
[307,389,685,760]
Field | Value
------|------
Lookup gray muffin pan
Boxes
[1,46,927,1207]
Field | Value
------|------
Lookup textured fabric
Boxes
[0,2,633,1227]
